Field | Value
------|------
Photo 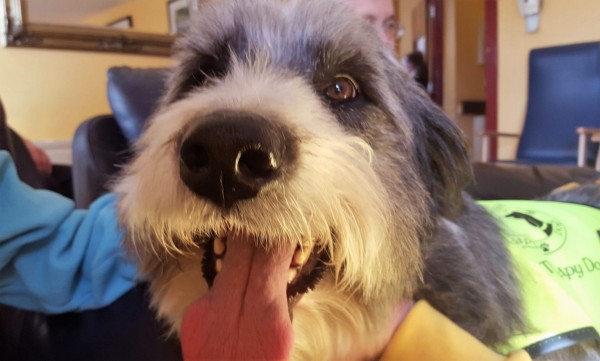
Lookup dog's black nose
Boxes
[179,111,296,208]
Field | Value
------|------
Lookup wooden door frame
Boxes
[427,0,444,106]
[484,0,498,160]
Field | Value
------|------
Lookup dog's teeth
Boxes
[214,237,226,256]
[293,247,309,266]
[288,268,298,283]
[215,259,223,273]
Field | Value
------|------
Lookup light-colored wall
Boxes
[396,0,422,57]
[443,0,457,119]
[497,0,600,159]
[0,0,174,142]
[453,0,485,148]
[398,0,485,153]
[0,48,172,140]
[11,0,596,149]
[455,0,485,102]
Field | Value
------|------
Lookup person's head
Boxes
[404,51,429,89]
[343,0,398,51]
[405,51,425,72]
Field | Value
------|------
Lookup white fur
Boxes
[114,4,424,360]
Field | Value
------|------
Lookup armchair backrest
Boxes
[107,66,169,143]
[517,41,600,165]
[72,67,168,208]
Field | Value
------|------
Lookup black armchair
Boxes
[72,66,167,208]
[1,93,181,360]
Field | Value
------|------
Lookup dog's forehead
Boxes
[163,0,417,143]
[185,0,382,69]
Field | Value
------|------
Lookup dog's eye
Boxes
[323,75,359,102]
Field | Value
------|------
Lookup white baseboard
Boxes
[33,140,72,166]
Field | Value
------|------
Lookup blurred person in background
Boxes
[344,0,400,51]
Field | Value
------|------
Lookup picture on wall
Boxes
[107,16,133,29]
[168,0,198,35]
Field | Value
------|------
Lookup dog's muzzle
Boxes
[179,111,297,208]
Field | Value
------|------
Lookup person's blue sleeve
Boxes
[0,150,138,313]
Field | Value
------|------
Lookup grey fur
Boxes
[543,182,600,209]
[115,0,599,359]
[416,195,525,347]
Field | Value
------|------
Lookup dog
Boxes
[113,0,599,359]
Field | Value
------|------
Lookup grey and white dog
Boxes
[113,0,597,359]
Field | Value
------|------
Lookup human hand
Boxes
[24,138,52,174]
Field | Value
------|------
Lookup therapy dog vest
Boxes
[480,200,600,358]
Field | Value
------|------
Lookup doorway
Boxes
[397,0,497,159]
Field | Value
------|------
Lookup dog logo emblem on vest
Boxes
[502,209,567,255]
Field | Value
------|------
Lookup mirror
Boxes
[1,0,175,56]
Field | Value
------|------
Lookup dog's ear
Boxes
[413,96,472,218]
[383,56,472,218]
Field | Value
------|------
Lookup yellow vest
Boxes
[381,200,599,360]
[481,200,600,357]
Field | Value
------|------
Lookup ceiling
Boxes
[27,0,130,24]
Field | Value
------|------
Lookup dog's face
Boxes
[115,0,470,359]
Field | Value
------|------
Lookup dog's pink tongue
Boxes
[181,233,295,360]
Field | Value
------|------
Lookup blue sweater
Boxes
[0,151,137,313]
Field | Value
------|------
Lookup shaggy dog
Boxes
[113,0,598,359]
